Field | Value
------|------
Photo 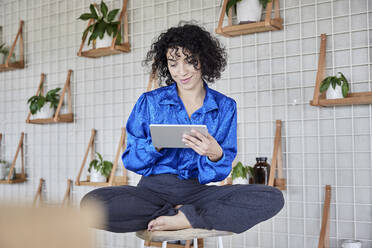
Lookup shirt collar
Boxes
[159,82,219,113]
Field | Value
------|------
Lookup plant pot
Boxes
[0,162,15,180]
[232,177,249,185]
[90,167,107,183]
[32,102,55,120]
[0,163,8,180]
[237,0,263,24]
[341,240,361,248]
[326,84,343,99]
[95,34,113,49]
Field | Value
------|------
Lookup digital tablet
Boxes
[150,124,208,148]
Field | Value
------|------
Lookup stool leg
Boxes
[162,241,167,248]
[218,237,223,248]
[193,238,198,248]
[140,239,145,248]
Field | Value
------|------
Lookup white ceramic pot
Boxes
[237,0,263,23]
[232,177,249,185]
[32,102,55,120]
[342,240,362,248]
[95,34,113,49]
[0,163,8,180]
[90,167,107,183]
[6,167,15,180]
[326,84,343,99]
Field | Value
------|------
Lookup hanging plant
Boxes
[78,1,121,46]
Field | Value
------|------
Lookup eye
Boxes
[169,63,176,67]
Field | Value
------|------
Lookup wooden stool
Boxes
[136,228,233,248]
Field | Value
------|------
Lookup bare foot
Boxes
[147,210,191,231]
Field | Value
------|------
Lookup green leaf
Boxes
[78,13,93,20]
[232,162,248,180]
[96,152,103,163]
[96,21,106,39]
[320,77,331,93]
[342,82,349,97]
[115,32,122,45]
[89,4,99,19]
[331,78,337,89]
[47,88,61,96]
[106,24,113,36]
[88,159,98,173]
[225,0,239,17]
[100,1,108,18]
[107,9,120,22]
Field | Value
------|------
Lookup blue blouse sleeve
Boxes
[197,100,237,184]
[121,93,165,176]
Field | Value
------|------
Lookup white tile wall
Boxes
[1,0,372,247]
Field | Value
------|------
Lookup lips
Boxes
[180,76,192,84]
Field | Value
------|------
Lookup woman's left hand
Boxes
[182,129,223,162]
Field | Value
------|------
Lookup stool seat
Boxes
[136,228,234,242]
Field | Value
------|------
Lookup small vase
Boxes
[236,0,263,24]
[32,102,55,120]
[232,177,249,185]
[326,84,343,99]
[95,34,113,49]
[90,167,107,183]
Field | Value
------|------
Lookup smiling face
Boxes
[166,47,203,92]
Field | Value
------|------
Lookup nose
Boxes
[177,62,187,76]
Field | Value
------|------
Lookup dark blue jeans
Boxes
[81,174,284,233]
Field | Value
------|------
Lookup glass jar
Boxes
[253,157,270,185]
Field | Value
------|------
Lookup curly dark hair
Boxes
[144,22,227,85]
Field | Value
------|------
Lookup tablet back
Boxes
[150,124,208,148]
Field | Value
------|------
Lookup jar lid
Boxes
[256,157,268,162]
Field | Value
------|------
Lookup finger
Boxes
[185,141,206,156]
[183,134,203,147]
[147,219,156,231]
[190,129,208,142]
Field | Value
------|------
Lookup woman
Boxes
[81,23,284,234]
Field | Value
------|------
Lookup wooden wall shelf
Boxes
[0,132,26,184]
[268,120,286,191]
[318,185,331,248]
[61,179,72,207]
[216,0,282,37]
[33,178,45,206]
[0,20,24,72]
[75,128,128,187]
[310,34,372,107]
[26,70,74,124]
[77,0,130,58]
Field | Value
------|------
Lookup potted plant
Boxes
[320,72,349,99]
[0,160,15,180]
[0,43,15,64]
[78,0,121,49]
[226,0,271,24]
[232,161,250,184]
[27,85,61,119]
[88,152,113,182]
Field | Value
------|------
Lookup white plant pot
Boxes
[0,164,8,180]
[232,177,249,185]
[326,84,343,99]
[90,167,107,183]
[0,163,15,180]
[237,0,263,23]
[32,102,55,120]
[95,34,113,49]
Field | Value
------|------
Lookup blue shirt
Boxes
[121,82,237,184]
